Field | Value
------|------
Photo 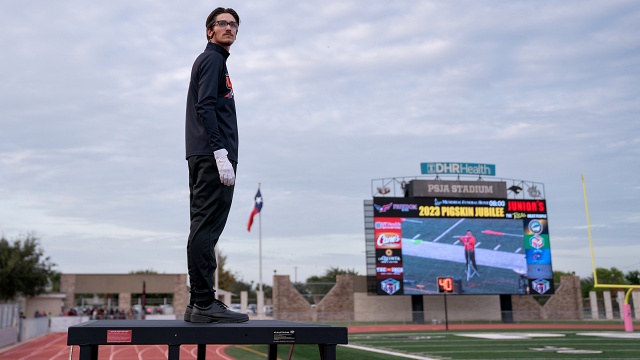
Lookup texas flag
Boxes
[247,188,263,231]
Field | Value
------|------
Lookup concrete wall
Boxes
[60,273,189,316]
[18,318,48,342]
[24,294,66,318]
[0,327,18,349]
[423,295,502,322]
[353,293,412,322]
[0,303,20,349]
[49,316,91,332]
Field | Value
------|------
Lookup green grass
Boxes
[225,330,640,359]
[225,344,404,359]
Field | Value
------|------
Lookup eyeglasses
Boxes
[213,20,239,29]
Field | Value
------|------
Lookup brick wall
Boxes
[315,275,355,321]
[512,294,545,320]
[60,274,76,313]
[512,275,584,321]
[272,275,313,321]
[545,275,584,320]
[173,274,188,316]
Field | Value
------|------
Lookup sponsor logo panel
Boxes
[379,278,402,295]
[524,234,550,250]
[526,249,552,264]
[527,264,553,279]
[531,279,552,295]
[524,219,548,235]
[376,248,402,265]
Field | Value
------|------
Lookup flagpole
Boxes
[258,182,263,319]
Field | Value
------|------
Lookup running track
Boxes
[0,323,628,359]
[0,332,234,360]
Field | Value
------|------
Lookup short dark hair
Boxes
[206,7,240,40]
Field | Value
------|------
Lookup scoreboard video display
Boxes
[371,196,554,296]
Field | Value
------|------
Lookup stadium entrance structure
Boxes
[60,274,189,317]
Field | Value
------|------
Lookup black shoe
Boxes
[183,304,193,321]
[189,299,249,323]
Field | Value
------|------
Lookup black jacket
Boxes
[185,42,238,162]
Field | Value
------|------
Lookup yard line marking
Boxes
[412,234,421,239]
[577,332,640,339]
[433,218,465,242]
[475,242,482,248]
[342,344,440,360]
[494,245,501,251]
[514,247,522,253]
[403,219,422,223]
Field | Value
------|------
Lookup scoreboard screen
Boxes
[370,196,554,296]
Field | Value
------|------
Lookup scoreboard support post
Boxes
[443,293,449,331]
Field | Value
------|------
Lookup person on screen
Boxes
[459,230,478,272]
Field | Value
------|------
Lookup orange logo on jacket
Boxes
[225,74,234,99]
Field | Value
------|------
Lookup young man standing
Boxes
[184,7,247,323]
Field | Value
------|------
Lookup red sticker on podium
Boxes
[107,330,132,343]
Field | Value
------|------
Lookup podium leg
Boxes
[168,345,180,359]
[268,344,278,360]
[79,345,98,360]
[197,344,207,359]
[319,344,337,360]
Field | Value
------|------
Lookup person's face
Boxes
[208,13,238,49]
[466,231,472,236]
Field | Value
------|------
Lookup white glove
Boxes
[214,149,235,186]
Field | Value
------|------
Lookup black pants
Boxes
[465,249,477,269]
[187,156,236,302]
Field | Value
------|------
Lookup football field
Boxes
[345,330,640,359]
[226,330,640,359]
[2,327,639,359]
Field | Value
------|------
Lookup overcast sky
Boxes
[1,1,639,287]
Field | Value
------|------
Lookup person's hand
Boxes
[214,149,235,186]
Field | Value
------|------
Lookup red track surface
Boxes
[0,323,630,359]
[0,332,234,360]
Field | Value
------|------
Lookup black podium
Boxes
[67,320,348,360]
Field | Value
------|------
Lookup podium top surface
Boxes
[67,320,348,346]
